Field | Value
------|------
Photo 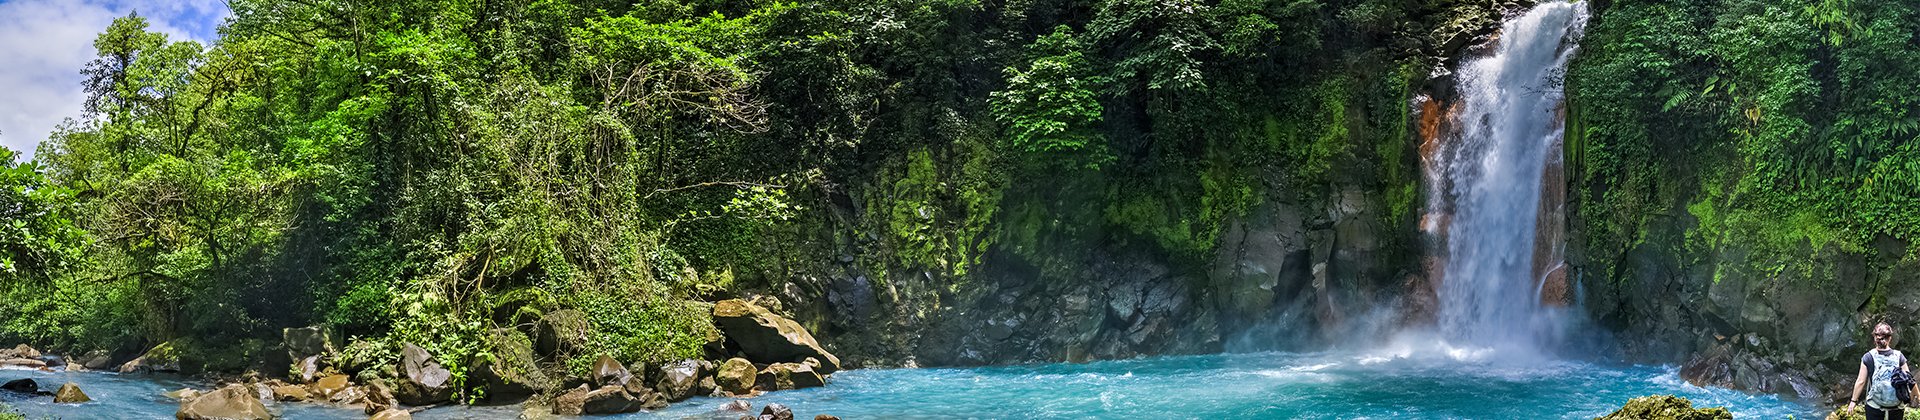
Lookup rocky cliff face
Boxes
[1571,189,1918,403]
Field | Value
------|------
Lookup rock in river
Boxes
[53,382,89,403]
[178,384,272,420]
[712,299,841,373]
[1595,395,1730,420]
[1,378,35,393]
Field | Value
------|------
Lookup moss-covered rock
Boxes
[1594,395,1730,420]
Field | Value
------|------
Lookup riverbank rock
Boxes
[283,326,335,366]
[53,382,89,403]
[395,344,453,405]
[272,384,310,402]
[0,357,46,369]
[76,350,112,371]
[311,374,351,398]
[369,408,412,420]
[1594,395,1731,420]
[178,384,273,420]
[1,344,40,359]
[655,359,702,401]
[815,415,840,420]
[551,382,666,415]
[761,403,793,420]
[716,358,756,395]
[120,341,182,373]
[472,328,550,403]
[592,355,633,387]
[1,378,36,394]
[755,363,824,391]
[712,299,841,374]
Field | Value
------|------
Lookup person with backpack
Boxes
[1851,322,1913,420]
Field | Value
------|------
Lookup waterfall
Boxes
[1430,1,1588,356]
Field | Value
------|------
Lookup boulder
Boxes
[311,374,351,399]
[581,385,656,414]
[3,344,40,359]
[1595,395,1730,420]
[294,355,322,383]
[815,416,840,420]
[283,326,335,361]
[37,355,65,368]
[471,328,550,402]
[712,299,842,374]
[761,403,794,420]
[78,350,112,371]
[177,384,272,420]
[716,358,757,395]
[329,386,368,405]
[0,358,47,369]
[363,381,397,415]
[53,382,90,403]
[394,344,453,405]
[1,378,35,393]
[756,363,825,391]
[165,388,202,401]
[369,408,412,420]
[592,355,633,387]
[535,309,589,356]
[271,384,310,402]
[716,400,753,412]
[119,341,182,373]
[654,359,702,401]
[551,384,591,415]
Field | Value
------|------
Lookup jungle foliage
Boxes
[0,0,1525,377]
[1567,0,1920,287]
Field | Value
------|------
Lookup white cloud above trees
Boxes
[0,0,229,160]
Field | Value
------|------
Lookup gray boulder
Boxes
[394,344,453,405]
[712,299,841,373]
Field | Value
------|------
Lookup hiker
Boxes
[1851,322,1911,420]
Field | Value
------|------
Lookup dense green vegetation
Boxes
[1568,0,1920,292]
[0,0,1905,405]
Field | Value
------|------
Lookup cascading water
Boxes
[1431,0,1589,357]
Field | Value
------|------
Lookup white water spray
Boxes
[1432,1,1589,357]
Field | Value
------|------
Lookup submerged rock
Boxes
[395,344,453,405]
[716,358,757,395]
[1594,395,1730,420]
[712,299,842,373]
[178,384,273,420]
[53,382,89,403]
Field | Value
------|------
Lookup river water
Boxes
[1,351,1818,419]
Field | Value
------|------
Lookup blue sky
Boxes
[0,0,230,160]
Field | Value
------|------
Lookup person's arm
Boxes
[1853,359,1869,412]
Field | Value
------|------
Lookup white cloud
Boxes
[0,0,229,161]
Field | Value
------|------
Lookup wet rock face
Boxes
[1576,198,1914,402]
[713,299,842,373]
[177,384,272,420]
